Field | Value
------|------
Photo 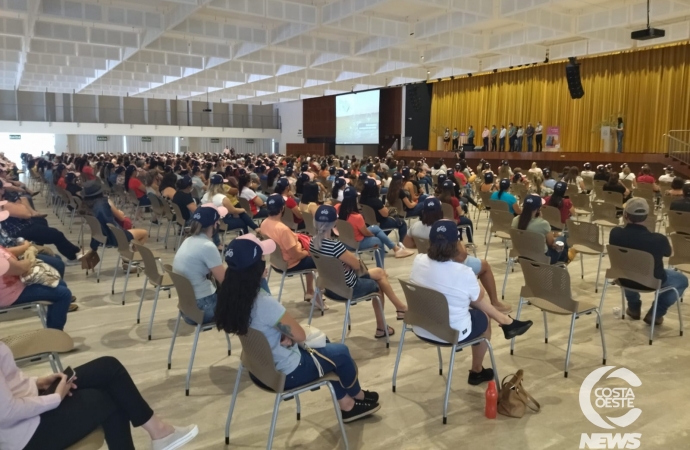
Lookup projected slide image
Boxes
[336,90,380,144]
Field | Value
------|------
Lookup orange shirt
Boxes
[334,205,366,242]
[0,248,25,307]
[260,218,302,269]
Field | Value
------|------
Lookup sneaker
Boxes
[500,319,534,339]
[68,304,79,312]
[151,425,199,450]
[65,258,82,266]
[362,390,379,403]
[71,296,77,303]
[626,308,641,320]
[394,247,415,259]
[341,400,381,423]
[643,311,663,326]
[468,367,494,386]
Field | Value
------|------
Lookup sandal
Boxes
[374,326,395,339]
[396,310,406,321]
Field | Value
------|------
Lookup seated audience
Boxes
[563,166,586,193]
[201,174,257,235]
[439,179,474,243]
[603,172,631,202]
[171,175,197,223]
[664,177,686,197]
[274,177,304,228]
[619,164,637,188]
[0,342,197,450]
[490,179,522,216]
[636,165,660,192]
[409,219,533,384]
[512,195,569,264]
[358,178,408,243]
[609,198,688,324]
[311,205,407,336]
[238,173,267,218]
[544,181,575,225]
[479,172,496,192]
[670,183,690,212]
[158,172,177,200]
[542,168,557,189]
[386,172,427,217]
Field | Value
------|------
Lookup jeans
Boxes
[353,236,385,268]
[419,175,432,194]
[468,136,474,146]
[37,253,65,278]
[499,137,505,152]
[15,218,81,260]
[24,356,154,450]
[527,136,533,152]
[624,269,688,317]
[224,212,259,234]
[253,208,269,219]
[406,194,429,217]
[545,236,569,265]
[183,292,216,325]
[515,137,523,152]
[491,136,496,151]
[457,216,474,243]
[617,132,623,153]
[13,279,72,329]
[483,137,489,151]
[379,216,407,242]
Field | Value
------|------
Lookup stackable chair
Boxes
[567,220,606,292]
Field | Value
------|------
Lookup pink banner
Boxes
[545,126,560,150]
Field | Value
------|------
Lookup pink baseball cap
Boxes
[0,256,8,277]
[200,202,229,218]
[237,233,276,256]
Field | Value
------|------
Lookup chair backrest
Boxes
[163,264,205,324]
[593,180,607,189]
[133,242,164,284]
[632,188,654,204]
[269,246,289,271]
[541,205,565,230]
[301,211,317,235]
[670,233,690,266]
[566,184,579,198]
[398,280,459,343]
[620,178,633,190]
[441,202,455,221]
[106,224,134,258]
[359,204,379,226]
[636,181,654,191]
[488,209,514,235]
[487,199,509,212]
[311,252,353,299]
[571,193,592,212]
[238,328,287,393]
[390,197,405,215]
[260,178,268,193]
[84,215,107,244]
[592,202,620,225]
[600,190,623,207]
[606,245,661,290]
[336,218,360,251]
[511,183,528,199]
[147,193,164,216]
[566,219,603,251]
[509,228,550,263]
[169,201,187,227]
[281,207,299,231]
[412,236,430,253]
[582,176,594,192]
[238,197,254,218]
[668,210,690,234]
[518,259,578,312]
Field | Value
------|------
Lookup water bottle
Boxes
[612,307,622,319]
[485,380,498,419]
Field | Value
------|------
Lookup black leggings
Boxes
[15,218,81,260]
[24,357,154,450]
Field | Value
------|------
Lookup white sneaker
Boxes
[151,425,199,450]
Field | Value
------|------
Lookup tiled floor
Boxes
[5,191,690,449]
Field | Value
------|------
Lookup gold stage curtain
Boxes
[429,43,690,153]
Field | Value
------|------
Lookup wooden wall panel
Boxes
[303,96,335,139]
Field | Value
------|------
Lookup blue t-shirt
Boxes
[250,292,301,374]
[490,191,518,215]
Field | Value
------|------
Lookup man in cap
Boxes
[670,183,690,214]
[609,198,688,325]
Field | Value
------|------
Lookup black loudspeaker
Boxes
[565,62,584,99]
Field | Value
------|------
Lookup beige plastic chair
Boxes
[571,193,592,218]
[281,207,301,232]
[266,246,314,303]
[542,205,565,231]
[582,176,594,193]
[0,301,52,328]
[475,190,492,229]
[669,234,690,293]
[591,202,620,242]
[225,328,348,450]
[566,184,579,198]
[146,193,167,241]
[484,209,513,259]
[301,210,317,236]
[337,219,381,267]
[501,228,553,300]
[360,203,396,240]
[133,243,173,341]
[164,265,231,396]
[567,220,606,292]
[66,428,105,450]
[621,178,633,191]
[441,202,455,221]
[600,245,683,345]
[1,329,73,373]
[107,224,144,305]
[238,197,265,224]
[667,210,690,235]
[632,188,655,207]
[599,190,624,208]
[308,253,389,347]
[83,214,108,282]
[218,218,245,247]
[511,182,528,200]
[636,181,655,191]
[394,280,499,423]
[412,236,430,254]
[512,260,606,377]
[169,201,190,251]
[158,198,176,249]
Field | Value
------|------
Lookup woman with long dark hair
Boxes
[545,181,575,225]
[386,172,427,217]
[331,177,346,203]
[299,178,321,215]
[216,235,380,423]
[359,177,407,240]
[563,166,585,193]
[125,165,151,220]
[512,195,568,264]
[238,173,267,218]
[616,117,624,153]
[603,171,631,203]
[438,180,474,243]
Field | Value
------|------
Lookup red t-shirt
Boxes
[334,204,366,241]
[637,175,655,184]
[453,171,467,186]
[545,196,573,223]
[57,177,67,189]
[81,165,96,180]
[284,196,303,224]
[448,197,461,221]
[128,177,146,199]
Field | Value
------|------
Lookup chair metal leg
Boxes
[484,229,492,258]
[594,309,607,365]
[276,273,287,303]
[136,277,149,324]
[325,383,349,450]
[96,244,106,282]
[225,333,232,356]
[564,313,577,378]
[37,304,48,328]
[501,259,511,300]
[307,288,318,325]
[485,339,500,387]
[392,325,407,392]
[374,295,390,348]
[299,273,307,295]
[543,311,549,344]
[484,219,492,246]
[677,293,684,337]
[164,220,172,249]
[167,312,181,369]
[111,254,121,295]
[266,394,282,450]
[294,394,301,421]
[580,252,585,279]
[595,253,603,293]
[341,301,352,343]
[597,280,609,328]
[436,346,443,375]
[649,290,660,345]
[48,353,58,373]
[185,325,202,396]
[147,284,162,341]
[120,259,133,306]
[510,298,525,355]
[442,345,458,424]
[52,352,64,372]
[225,362,243,445]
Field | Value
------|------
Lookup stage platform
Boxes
[393,150,687,177]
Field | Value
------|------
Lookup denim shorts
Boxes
[274,256,316,274]
[182,292,217,325]
[326,274,379,300]
[463,256,482,276]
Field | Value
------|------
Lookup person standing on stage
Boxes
[508,123,516,152]
[482,126,489,151]
[499,125,507,152]
[452,127,459,150]
[468,126,475,147]
[515,126,524,152]
[526,123,535,152]
[490,125,498,152]
[444,127,451,151]
[535,121,543,152]
[616,117,624,153]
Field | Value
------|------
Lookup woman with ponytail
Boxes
[490,179,521,215]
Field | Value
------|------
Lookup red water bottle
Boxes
[485,380,498,419]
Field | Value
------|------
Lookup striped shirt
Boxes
[310,238,358,287]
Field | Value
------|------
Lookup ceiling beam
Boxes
[16,0,39,90]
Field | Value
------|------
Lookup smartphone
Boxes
[42,367,76,396]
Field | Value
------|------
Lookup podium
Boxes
[601,126,614,153]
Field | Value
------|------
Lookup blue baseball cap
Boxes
[315,204,337,222]
[423,197,442,213]
[285,167,294,176]
[343,186,358,199]
[266,194,285,215]
[210,174,226,185]
[191,206,220,228]
[358,172,368,181]
[523,194,543,211]
[334,178,347,188]
[554,181,567,195]
[442,179,454,189]
[224,237,275,270]
[484,172,494,183]
[274,177,290,193]
[429,219,459,244]
[363,178,377,189]
[499,178,511,190]
[392,172,402,180]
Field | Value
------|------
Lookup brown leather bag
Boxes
[81,250,100,271]
[497,369,541,418]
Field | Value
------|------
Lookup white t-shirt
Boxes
[581,170,595,178]
[201,192,226,208]
[409,254,480,342]
[409,221,431,239]
[619,172,635,181]
[659,174,675,183]
[528,168,543,176]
